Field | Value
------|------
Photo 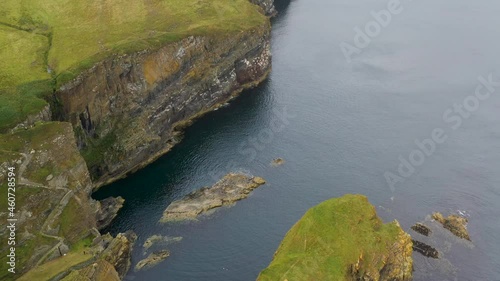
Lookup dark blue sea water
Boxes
[94,0,500,279]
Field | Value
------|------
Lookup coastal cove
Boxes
[94,0,500,280]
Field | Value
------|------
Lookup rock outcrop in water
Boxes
[257,194,413,281]
[135,250,170,271]
[142,235,182,253]
[412,239,439,259]
[411,222,431,236]
[432,212,471,241]
[0,0,275,278]
[160,173,266,222]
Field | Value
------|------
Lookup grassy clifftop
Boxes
[0,0,267,131]
[258,194,413,281]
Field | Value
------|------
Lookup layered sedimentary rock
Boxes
[258,194,413,281]
[57,27,272,187]
[161,173,266,222]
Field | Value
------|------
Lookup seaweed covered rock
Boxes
[257,194,413,281]
[134,250,170,271]
[411,223,431,236]
[412,240,439,259]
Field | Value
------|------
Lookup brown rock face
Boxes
[432,212,471,241]
[160,173,266,222]
[411,222,431,236]
[56,26,272,187]
[351,221,414,281]
[412,239,439,259]
[100,231,137,279]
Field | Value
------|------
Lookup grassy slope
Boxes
[257,194,401,281]
[0,25,52,131]
[0,0,266,131]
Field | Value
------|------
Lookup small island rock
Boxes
[160,173,266,222]
[432,212,471,241]
[135,250,170,271]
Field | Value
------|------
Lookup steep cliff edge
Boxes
[0,0,274,278]
[258,194,413,281]
[57,26,272,186]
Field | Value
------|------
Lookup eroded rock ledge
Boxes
[257,194,413,281]
[160,173,266,222]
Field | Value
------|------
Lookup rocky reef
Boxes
[257,194,413,281]
[160,173,266,222]
[432,212,471,241]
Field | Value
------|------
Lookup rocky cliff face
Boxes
[56,25,272,187]
[250,0,277,16]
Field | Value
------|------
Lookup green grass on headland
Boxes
[257,194,403,281]
[0,25,52,132]
[0,0,267,131]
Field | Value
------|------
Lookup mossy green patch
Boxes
[257,194,402,281]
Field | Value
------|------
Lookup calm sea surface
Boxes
[94,0,500,279]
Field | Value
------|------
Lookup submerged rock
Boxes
[412,239,439,259]
[160,173,266,222]
[257,194,413,281]
[135,250,170,271]
[432,213,471,241]
[100,231,137,279]
[96,196,125,230]
[271,157,285,166]
[411,222,432,236]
